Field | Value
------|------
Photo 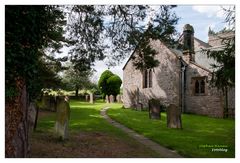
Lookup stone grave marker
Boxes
[85,95,89,102]
[148,99,161,119]
[105,95,109,103]
[109,95,114,103]
[89,93,94,104]
[166,104,182,129]
[55,96,70,140]
[41,95,56,112]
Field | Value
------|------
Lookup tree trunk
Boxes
[5,78,29,157]
[75,87,79,97]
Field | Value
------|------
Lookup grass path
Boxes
[30,100,235,158]
[30,100,161,158]
[107,104,235,158]
[101,107,183,158]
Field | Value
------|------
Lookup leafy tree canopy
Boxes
[98,70,114,96]
[98,70,122,97]
[5,5,67,100]
[204,6,235,90]
[107,75,122,96]
[62,63,94,96]
[67,5,179,71]
[203,6,235,117]
[6,5,179,100]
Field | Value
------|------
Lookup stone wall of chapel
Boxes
[123,40,181,109]
[185,63,224,117]
[123,39,226,118]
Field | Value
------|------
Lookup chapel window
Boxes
[193,77,206,95]
[143,69,153,88]
[149,69,152,88]
[143,69,148,88]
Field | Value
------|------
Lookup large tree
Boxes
[204,6,235,117]
[67,5,179,71]
[62,64,94,97]
[6,5,66,100]
[5,5,66,157]
[107,75,122,99]
[105,5,179,70]
[98,70,122,102]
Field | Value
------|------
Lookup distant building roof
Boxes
[122,29,234,71]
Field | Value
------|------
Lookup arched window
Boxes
[193,77,206,95]
[149,69,152,88]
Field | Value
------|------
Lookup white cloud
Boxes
[192,5,232,18]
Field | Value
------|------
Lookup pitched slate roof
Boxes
[122,35,226,72]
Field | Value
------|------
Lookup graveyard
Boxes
[30,100,162,158]
[5,5,235,158]
[29,97,235,158]
[108,104,235,158]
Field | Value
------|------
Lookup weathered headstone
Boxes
[85,95,89,102]
[55,96,70,140]
[136,103,143,111]
[148,99,161,119]
[28,102,37,132]
[166,104,182,129]
[116,95,122,103]
[105,95,109,103]
[109,95,114,103]
[41,95,56,112]
[89,93,94,104]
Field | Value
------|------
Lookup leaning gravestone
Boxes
[89,93,94,104]
[148,99,161,119]
[105,95,109,103]
[109,95,114,103]
[166,104,182,129]
[55,96,70,140]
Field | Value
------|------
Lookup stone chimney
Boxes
[182,24,195,63]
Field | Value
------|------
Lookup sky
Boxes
[92,5,232,82]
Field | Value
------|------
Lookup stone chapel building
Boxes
[122,24,235,118]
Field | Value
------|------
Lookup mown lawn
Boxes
[30,100,161,157]
[36,100,127,136]
[107,103,235,158]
